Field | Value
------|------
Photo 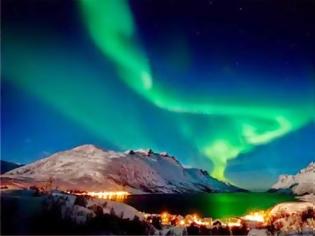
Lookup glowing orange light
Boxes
[87,191,129,200]
[162,212,168,217]
[161,212,170,225]
[66,191,130,200]
[242,211,266,223]
[227,219,242,227]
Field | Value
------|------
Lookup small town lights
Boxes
[158,212,212,228]
[226,218,242,227]
[151,209,272,229]
[162,212,168,218]
[87,191,129,200]
[241,211,267,223]
[161,212,170,225]
[66,190,129,201]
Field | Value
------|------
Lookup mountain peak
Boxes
[133,148,154,156]
[271,162,315,195]
[301,162,315,174]
[72,144,104,153]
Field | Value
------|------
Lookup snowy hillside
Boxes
[49,191,144,224]
[1,145,242,193]
[271,162,315,195]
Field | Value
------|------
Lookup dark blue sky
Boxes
[2,0,315,190]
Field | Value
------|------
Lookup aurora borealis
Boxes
[2,0,315,189]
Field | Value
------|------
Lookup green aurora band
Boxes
[79,0,314,180]
[3,0,314,183]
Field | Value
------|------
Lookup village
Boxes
[61,189,315,235]
[1,180,315,235]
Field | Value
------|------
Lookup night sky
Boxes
[2,0,315,190]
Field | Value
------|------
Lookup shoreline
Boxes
[1,189,314,235]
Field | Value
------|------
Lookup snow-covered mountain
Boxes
[271,162,315,195]
[1,145,243,193]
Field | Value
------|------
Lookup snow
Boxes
[247,229,270,236]
[268,201,315,234]
[1,144,242,193]
[271,162,315,195]
[297,193,315,204]
[270,202,315,216]
[48,192,144,224]
[72,144,104,153]
[97,200,144,220]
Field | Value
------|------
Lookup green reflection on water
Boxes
[201,193,295,218]
[126,193,296,219]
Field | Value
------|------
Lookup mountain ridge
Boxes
[270,162,315,195]
[0,160,23,174]
[1,144,244,193]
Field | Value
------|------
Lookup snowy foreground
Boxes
[3,189,309,235]
[1,144,242,193]
[43,191,315,235]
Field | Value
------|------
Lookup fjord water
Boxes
[126,192,295,219]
